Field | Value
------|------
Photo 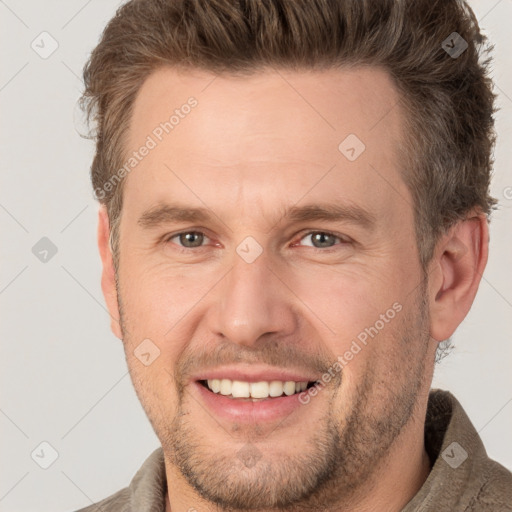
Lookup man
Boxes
[76,0,512,510]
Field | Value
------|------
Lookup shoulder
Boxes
[72,486,130,512]
[69,447,166,512]
[467,459,512,511]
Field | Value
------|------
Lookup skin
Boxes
[97,66,489,512]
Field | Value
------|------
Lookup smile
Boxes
[199,378,315,400]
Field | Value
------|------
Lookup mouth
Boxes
[198,378,317,401]
[193,375,320,423]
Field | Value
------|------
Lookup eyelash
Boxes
[163,229,350,253]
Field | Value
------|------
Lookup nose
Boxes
[208,251,297,348]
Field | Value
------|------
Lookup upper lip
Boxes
[191,365,319,384]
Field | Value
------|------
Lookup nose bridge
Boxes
[211,248,295,346]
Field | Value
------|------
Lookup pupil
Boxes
[181,232,203,247]
[313,232,334,248]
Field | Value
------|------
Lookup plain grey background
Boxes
[1,1,511,510]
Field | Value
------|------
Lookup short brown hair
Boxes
[81,0,498,272]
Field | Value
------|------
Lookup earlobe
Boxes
[97,205,123,340]
[428,213,489,343]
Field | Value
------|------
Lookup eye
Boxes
[164,230,350,252]
[295,231,349,250]
[166,231,211,249]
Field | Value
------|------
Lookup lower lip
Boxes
[193,381,310,423]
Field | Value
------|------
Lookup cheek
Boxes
[288,263,411,398]
[290,264,403,339]
[127,361,182,426]
[118,259,208,333]
[117,262,222,387]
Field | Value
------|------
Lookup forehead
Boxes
[122,65,410,228]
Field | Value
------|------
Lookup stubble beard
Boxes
[116,270,431,511]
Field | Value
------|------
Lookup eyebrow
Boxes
[137,202,377,231]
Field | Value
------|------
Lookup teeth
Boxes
[250,381,269,398]
[205,379,309,399]
[220,379,232,396]
[283,381,296,396]
[210,379,221,393]
[269,381,284,397]
[231,380,250,398]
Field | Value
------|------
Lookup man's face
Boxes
[110,66,436,509]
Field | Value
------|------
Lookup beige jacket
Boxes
[75,389,512,511]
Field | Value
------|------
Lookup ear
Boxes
[427,211,489,342]
[97,205,123,340]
